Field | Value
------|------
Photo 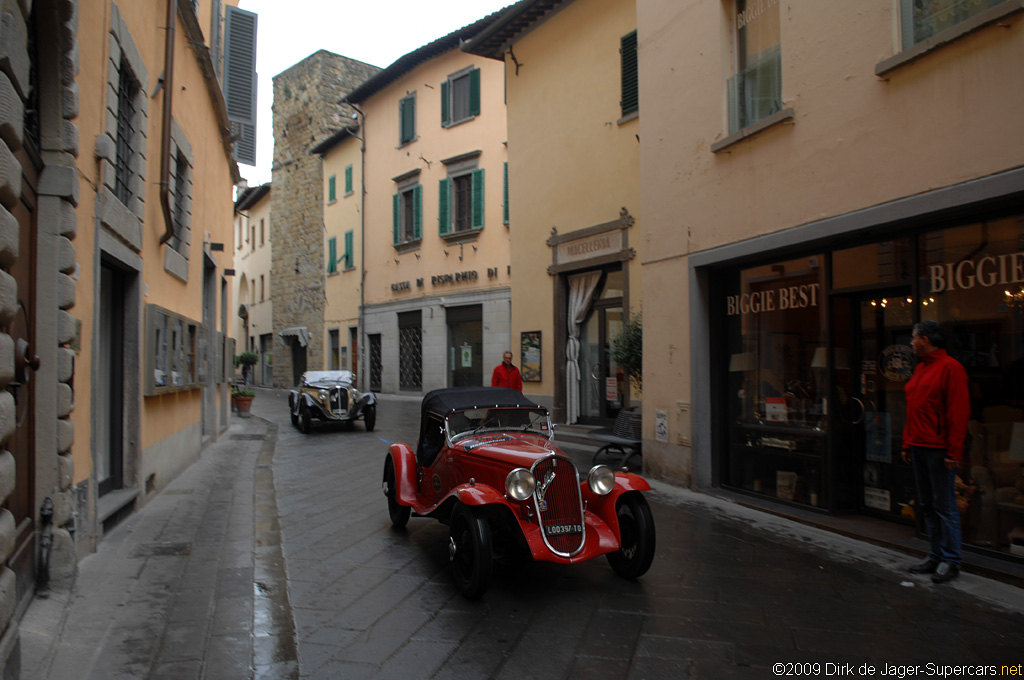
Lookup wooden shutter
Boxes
[620,31,638,117]
[392,193,400,245]
[438,178,450,235]
[503,162,509,225]
[413,185,423,240]
[224,5,258,164]
[328,175,336,202]
[344,230,354,268]
[400,95,415,143]
[471,168,485,229]
[441,80,450,127]
[327,236,337,274]
[469,68,481,117]
[345,165,353,194]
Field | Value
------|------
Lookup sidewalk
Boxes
[17,414,296,680]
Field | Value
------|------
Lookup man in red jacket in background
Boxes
[491,351,522,391]
[901,320,969,584]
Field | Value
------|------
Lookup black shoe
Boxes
[931,562,960,583]
[908,558,939,574]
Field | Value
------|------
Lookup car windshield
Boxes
[447,407,551,442]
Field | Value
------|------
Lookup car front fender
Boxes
[453,484,507,507]
[389,443,418,505]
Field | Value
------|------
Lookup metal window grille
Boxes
[399,326,422,389]
[369,334,382,392]
[115,59,137,206]
[453,175,472,232]
[24,8,40,152]
[171,153,188,254]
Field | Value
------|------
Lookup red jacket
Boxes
[491,363,523,391]
[902,349,970,461]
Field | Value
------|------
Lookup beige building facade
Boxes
[637,0,1024,559]
[346,17,511,395]
[465,0,642,425]
[1,0,253,673]
[313,128,364,376]
[233,182,274,385]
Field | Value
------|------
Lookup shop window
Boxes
[833,240,912,290]
[724,255,826,507]
[916,216,1024,556]
[727,0,782,135]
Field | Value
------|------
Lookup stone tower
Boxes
[270,51,380,387]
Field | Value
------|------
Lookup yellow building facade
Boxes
[314,128,364,375]
[637,0,1024,558]
[234,183,273,384]
[1,1,252,670]
[465,0,642,424]
[346,17,510,394]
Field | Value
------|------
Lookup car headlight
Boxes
[505,468,536,501]
[318,389,329,402]
[587,465,616,496]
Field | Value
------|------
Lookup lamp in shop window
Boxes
[729,352,755,422]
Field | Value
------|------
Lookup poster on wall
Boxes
[864,412,892,463]
[864,487,891,512]
[521,331,541,382]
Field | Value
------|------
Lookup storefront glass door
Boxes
[831,291,916,519]
[577,270,625,424]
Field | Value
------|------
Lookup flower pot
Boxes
[233,395,253,417]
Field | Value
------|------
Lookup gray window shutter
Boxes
[469,68,481,117]
[441,80,450,127]
[224,5,258,164]
[210,0,223,82]
[438,179,450,235]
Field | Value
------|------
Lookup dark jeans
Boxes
[910,445,961,566]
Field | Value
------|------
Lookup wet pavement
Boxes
[17,388,1024,679]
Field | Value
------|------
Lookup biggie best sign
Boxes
[727,282,820,316]
[929,252,1024,292]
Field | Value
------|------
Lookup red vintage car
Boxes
[382,387,655,598]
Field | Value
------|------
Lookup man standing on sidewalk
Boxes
[901,320,969,584]
[491,351,523,391]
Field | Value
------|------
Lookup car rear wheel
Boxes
[299,403,312,434]
[606,493,656,580]
[382,456,410,529]
[449,505,493,599]
[364,405,376,432]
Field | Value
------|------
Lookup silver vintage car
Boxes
[288,371,377,433]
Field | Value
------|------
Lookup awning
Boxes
[278,326,310,348]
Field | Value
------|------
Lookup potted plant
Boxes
[610,309,642,394]
[234,351,259,385]
[232,386,256,417]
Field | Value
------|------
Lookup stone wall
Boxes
[0,0,80,676]
[269,51,379,388]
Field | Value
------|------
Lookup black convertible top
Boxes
[422,387,542,418]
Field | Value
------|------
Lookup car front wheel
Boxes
[606,493,656,580]
[364,405,376,432]
[382,456,410,529]
[299,403,312,434]
[448,504,493,599]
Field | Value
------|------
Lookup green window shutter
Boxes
[620,31,639,117]
[438,178,450,235]
[503,162,509,225]
[468,68,481,117]
[441,80,450,127]
[344,165,353,195]
[392,193,400,245]
[413,185,423,240]
[327,236,337,274]
[344,230,354,269]
[400,95,415,143]
[328,175,336,202]
[471,168,485,229]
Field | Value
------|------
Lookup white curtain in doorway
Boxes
[565,270,602,424]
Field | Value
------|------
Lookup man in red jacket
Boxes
[491,351,522,391]
[901,321,969,584]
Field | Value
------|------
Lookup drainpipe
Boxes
[158,0,177,245]
[351,102,367,391]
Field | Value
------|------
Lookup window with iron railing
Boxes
[728,0,781,135]
[115,58,138,206]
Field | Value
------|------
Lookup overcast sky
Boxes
[236,0,514,187]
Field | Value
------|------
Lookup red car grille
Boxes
[531,455,584,556]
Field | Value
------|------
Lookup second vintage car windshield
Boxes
[447,407,552,442]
